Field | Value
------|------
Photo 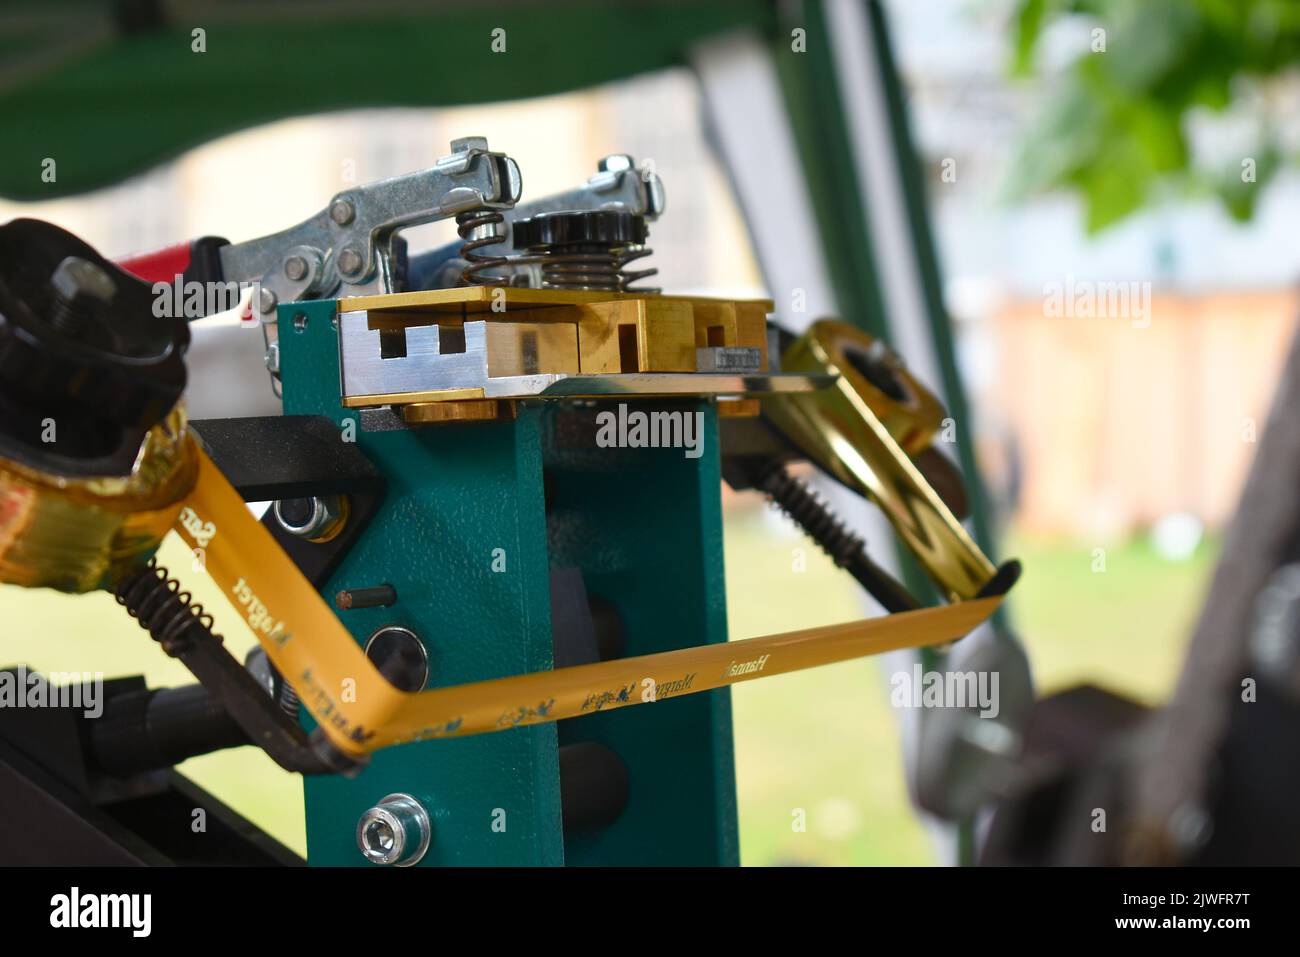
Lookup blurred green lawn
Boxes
[0,502,1216,864]
[724,505,1217,866]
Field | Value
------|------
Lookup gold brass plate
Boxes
[401,399,517,424]
[763,320,998,601]
[339,286,772,407]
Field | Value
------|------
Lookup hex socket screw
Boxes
[357,793,432,866]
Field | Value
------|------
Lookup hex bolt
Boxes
[283,255,308,281]
[272,495,348,543]
[337,247,364,278]
[49,255,116,340]
[52,255,116,304]
[329,198,355,226]
[357,793,432,866]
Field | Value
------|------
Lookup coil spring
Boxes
[613,245,658,293]
[278,677,301,718]
[535,244,659,293]
[761,467,864,568]
[114,558,220,657]
[457,208,511,285]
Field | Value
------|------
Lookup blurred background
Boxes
[2,0,1298,864]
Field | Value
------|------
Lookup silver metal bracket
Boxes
[337,311,831,405]
[218,137,522,392]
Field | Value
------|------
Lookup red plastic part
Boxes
[116,241,194,284]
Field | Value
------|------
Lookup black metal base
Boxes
[0,672,299,866]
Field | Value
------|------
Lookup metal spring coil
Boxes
[457,208,511,285]
[278,677,301,718]
[537,245,658,293]
[612,245,658,293]
[760,467,864,568]
[114,558,220,657]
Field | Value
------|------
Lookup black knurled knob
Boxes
[0,218,190,473]
[512,209,648,250]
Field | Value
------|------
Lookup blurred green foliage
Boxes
[1009,0,1300,231]
[724,507,1216,865]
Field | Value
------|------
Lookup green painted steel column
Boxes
[279,303,737,864]
[282,300,562,866]
[546,403,738,866]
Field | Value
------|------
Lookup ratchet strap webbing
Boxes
[176,447,1005,757]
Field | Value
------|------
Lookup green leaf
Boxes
[1011,0,1049,75]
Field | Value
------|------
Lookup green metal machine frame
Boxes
[280,299,737,865]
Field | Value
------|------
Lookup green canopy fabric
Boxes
[0,1,773,200]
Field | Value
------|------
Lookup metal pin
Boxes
[336,585,397,610]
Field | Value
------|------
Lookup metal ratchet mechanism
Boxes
[220,137,522,389]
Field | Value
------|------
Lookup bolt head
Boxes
[356,793,431,866]
[329,198,356,226]
[273,494,347,543]
[363,819,398,858]
[598,154,635,174]
[51,256,116,304]
[257,287,278,315]
[337,247,364,278]
[283,255,308,282]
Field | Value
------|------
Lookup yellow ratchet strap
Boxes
[175,447,1006,758]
